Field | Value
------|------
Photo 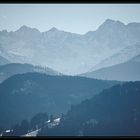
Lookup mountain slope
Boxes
[92,42,140,71]
[44,81,140,136]
[0,55,10,65]
[0,63,60,83]
[0,73,118,129]
[81,54,140,81]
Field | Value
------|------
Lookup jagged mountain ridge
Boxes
[1,19,140,74]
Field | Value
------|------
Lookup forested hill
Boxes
[43,81,140,136]
[0,63,60,83]
[0,72,118,129]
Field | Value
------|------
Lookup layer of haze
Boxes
[0,4,140,34]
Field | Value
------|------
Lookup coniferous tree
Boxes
[50,115,54,123]
[20,120,29,135]
[30,112,48,130]
[11,123,21,136]
[0,127,3,134]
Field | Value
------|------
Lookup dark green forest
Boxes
[0,72,118,129]
[38,81,140,136]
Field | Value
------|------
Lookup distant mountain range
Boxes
[0,73,118,129]
[1,18,140,136]
[1,19,140,75]
[81,54,140,81]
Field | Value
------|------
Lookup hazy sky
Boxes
[0,4,140,34]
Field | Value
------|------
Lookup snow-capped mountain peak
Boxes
[98,19,125,31]
[16,25,40,34]
[49,27,59,31]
